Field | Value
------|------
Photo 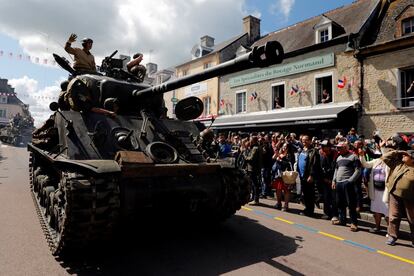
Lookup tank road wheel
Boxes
[30,170,120,255]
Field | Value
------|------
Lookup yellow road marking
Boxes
[241,206,253,211]
[318,231,345,241]
[274,217,294,224]
[377,250,414,265]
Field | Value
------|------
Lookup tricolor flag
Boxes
[290,85,299,95]
[338,76,347,89]
[249,91,258,101]
[219,99,225,107]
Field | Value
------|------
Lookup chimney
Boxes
[200,35,215,48]
[146,62,158,75]
[243,15,261,45]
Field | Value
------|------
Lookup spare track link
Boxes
[29,154,120,255]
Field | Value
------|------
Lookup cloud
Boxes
[9,76,62,126]
[0,0,252,69]
[270,0,295,20]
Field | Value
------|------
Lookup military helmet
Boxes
[82,38,93,44]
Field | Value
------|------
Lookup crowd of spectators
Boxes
[211,128,414,247]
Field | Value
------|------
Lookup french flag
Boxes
[338,77,346,89]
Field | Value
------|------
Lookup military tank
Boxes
[28,41,284,255]
[0,115,34,146]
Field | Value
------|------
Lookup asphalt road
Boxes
[0,143,413,275]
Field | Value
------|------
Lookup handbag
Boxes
[281,163,298,185]
[373,180,385,190]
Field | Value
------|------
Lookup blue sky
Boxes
[0,0,355,124]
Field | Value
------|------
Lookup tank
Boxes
[0,114,34,146]
[28,41,284,255]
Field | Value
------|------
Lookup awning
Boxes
[212,103,356,129]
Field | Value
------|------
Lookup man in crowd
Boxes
[332,141,361,231]
[297,135,320,217]
[65,33,96,73]
[260,134,274,198]
[217,133,232,158]
[319,139,338,219]
[244,136,262,205]
[382,149,414,247]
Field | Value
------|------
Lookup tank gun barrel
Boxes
[133,41,283,98]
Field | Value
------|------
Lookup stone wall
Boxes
[360,47,414,138]
[219,44,360,115]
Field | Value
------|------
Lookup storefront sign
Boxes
[229,53,335,87]
[184,82,208,97]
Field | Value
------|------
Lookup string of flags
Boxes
[0,50,58,66]
[337,76,354,90]
[0,92,58,100]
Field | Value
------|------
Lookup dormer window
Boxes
[320,29,329,43]
[314,15,344,44]
[402,17,414,35]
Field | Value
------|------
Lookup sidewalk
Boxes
[260,197,411,234]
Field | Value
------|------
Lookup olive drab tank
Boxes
[28,41,284,255]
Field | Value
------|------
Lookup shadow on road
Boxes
[57,214,301,275]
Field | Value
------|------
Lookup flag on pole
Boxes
[290,84,299,95]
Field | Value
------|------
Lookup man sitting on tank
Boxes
[126,53,146,82]
[67,77,116,117]
[64,33,96,74]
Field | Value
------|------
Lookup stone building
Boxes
[0,78,29,127]
[165,16,261,119]
[357,0,414,138]
[215,0,383,138]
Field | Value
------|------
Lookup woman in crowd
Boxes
[272,143,292,211]
[358,145,390,233]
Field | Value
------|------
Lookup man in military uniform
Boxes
[64,33,96,73]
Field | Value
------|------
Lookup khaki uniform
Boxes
[382,150,414,242]
[64,43,96,72]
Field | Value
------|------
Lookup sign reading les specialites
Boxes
[229,53,335,88]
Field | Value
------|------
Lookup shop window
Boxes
[236,91,246,113]
[400,68,414,108]
[0,109,6,118]
[271,84,285,109]
[203,96,211,116]
[315,75,332,104]
[402,17,414,35]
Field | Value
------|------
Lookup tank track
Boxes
[29,153,120,255]
[216,168,251,220]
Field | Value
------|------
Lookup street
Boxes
[0,143,413,276]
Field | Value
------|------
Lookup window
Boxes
[172,103,177,114]
[236,91,246,113]
[400,68,414,108]
[0,96,7,103]
[0,109,6,118]
[319,29,329,43]
[315,75,333,104]
[203,62,213,69]
[182,69,188,76]
[402,17,414,35]
[203,96,211,116]
[271,83,285,109]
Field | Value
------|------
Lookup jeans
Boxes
[336,180,358,225]
[248,171,261,202]
[261,168,272,196]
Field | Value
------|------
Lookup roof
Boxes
[212,103,356,129]
[252,0,380,53]
[175,33,247,68]
[366,0,414,46]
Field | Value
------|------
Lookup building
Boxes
[215,0,383,138]
[356,0,414,138]
[165,16,261,120]
[0,78,30,127]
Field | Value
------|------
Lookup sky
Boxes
[0,0,355,125]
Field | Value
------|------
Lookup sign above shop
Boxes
[184,82,208,97]
[229,53,335,88]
